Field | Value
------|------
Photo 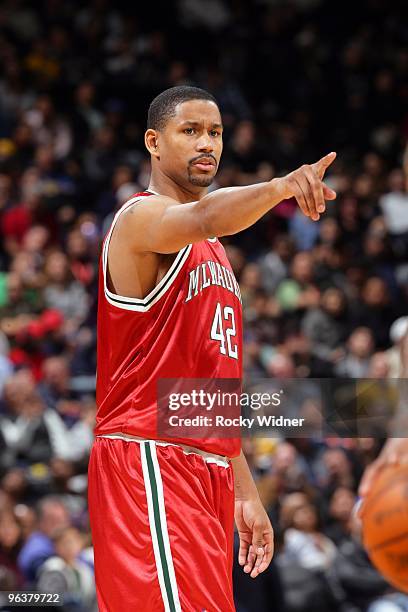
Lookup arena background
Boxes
[0,0,408,610]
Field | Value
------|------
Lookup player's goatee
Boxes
[188,174,214,187]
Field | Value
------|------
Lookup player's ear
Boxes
[145,129,160,159]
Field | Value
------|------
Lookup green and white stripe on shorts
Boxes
[140,440,182,612]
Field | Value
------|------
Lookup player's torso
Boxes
[95,194,242,457]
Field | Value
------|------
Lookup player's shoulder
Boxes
[113,192,181,245]
[123,190,167,207]
[120,192,177,217]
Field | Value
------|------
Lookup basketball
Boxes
[361,464,408,593]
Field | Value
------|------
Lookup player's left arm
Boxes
[231,450,274,578]
[359,333,408,497]
[359,438,408,497]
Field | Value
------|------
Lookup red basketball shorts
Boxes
[88,435,236,611]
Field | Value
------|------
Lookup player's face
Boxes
[160,100,223,188]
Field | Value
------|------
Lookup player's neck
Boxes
[148,172,208,203]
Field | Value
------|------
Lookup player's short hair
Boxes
[147,86,219,131]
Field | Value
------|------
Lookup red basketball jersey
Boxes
[95,192,242,457]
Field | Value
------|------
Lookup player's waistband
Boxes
[95,432,231,468]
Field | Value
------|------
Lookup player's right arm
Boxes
[119,152,337,254]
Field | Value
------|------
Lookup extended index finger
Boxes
[311,151,337,179]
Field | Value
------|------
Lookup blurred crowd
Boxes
[0,0,408,610]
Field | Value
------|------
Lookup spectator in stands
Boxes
[17,496,70,584]
[302,287,349,365]
[39,356,80,419]
[36,526,96,611]
[0,510,24,589]
[23,95,72,161]
[276,252,320,313]
[283,500,337,571]
[351,277,400,349]
[318,448,356,500]
[335,327,374,377]
[324,487,356,546]
[43,251,88,328]
[379,168,408,259]
[331,512,406,612]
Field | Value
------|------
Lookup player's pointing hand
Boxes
[277,151,337,221]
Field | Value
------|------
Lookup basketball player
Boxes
[359,332,408,498]
[88,86,337,611]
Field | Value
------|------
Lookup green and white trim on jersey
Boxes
[102,193,192,312]
[140,440,182,612]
